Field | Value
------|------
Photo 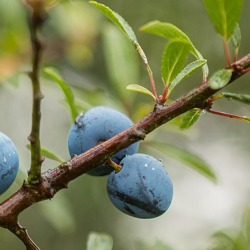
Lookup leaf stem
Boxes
[207,109,248,122]
[136,45,158,101]
[223,39,231,66]
[159,84,169,104]
[233,48,239,63]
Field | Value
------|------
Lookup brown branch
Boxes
[0,53,249,249]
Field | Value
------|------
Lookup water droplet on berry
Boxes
[76,121,83,128]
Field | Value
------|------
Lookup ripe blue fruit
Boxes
[68,106,139,176]
[107,153,173,219]
[0,131,19,195]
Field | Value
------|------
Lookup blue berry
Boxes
[0,132,19,195]
[107,153,173,219]
[68,106,139,176]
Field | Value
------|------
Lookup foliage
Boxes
[0,0,249,250]
[86,232,113,250]
[86,206,250,250]
[203,0,243,40]
[206,206,250,250]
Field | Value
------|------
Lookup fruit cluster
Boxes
[0,106,173,219]
[0,131,19,195]
[68,106,173,219]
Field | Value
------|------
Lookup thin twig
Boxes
[207,109,250,123]
[136,45,158,100]
[27,2,47,184]
[8,222,40,250]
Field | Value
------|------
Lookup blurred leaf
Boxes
[180,108,202,129]
[102,24,140,104]
[168,59,207,96]
[209,69,232,90]
[242,207,250,246]
[90,1,151,88]
[207,207,250,250]
[132,103,155,121]
[137,240,173,250]
[209,231,236,250]
[203,0,243,40]
[90,1,138,45]
[161,41,191,84]
[43,67,78,121]
[26,144,65,163]
[86,232,113,250]
[126,84,156,100]
[222,92,250,105]
[141,20,208,77]
[231,23,241,52]
[210,230,248,250]
[234,234,249,250]
[149,141,217,183]
[39,193,76,233]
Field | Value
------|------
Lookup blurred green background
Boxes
[0,0,250,249]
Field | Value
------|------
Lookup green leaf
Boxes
[203,0,243,39]
[126,84,156,100]
[90,1,150,78]
[168,59,207,95]
[86,232,113,250]
[43,67,78,121]
[211,231,236,249]
[141,21,190,44]
[136,240,174,250]
[195,50,209,78]
[141,20,209,77]
[180,108,202,129]
[210,230,249,250]
[161,41,191,84]
[149,142,217,183]
[141,21,197,58]
[102,24,140,104]
[222,92,250,105]
[26,145,65,163]
[209,69,232,90]
[243,207,250,245]
[231,23,241,51]
[90,1,138,46]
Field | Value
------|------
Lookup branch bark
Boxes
[0,52,249,249]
